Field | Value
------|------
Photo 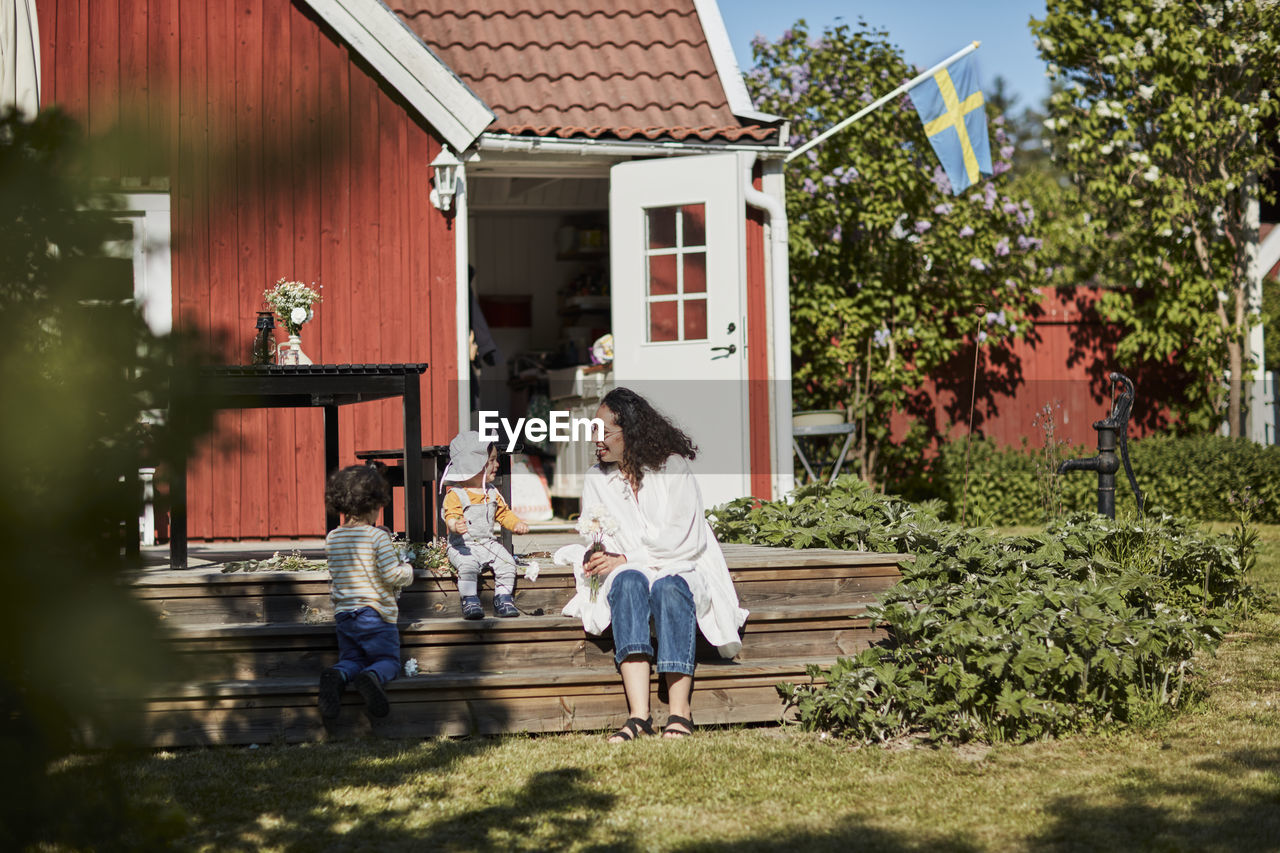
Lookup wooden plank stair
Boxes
[122,544,904,746]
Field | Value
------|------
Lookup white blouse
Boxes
[558,454,748,658]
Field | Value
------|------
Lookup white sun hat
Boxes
[440,430,493,485]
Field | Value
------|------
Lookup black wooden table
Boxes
[169,363,428,568]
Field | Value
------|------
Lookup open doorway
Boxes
[467,175,612,518]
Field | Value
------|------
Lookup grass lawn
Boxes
[36,527,1280,852]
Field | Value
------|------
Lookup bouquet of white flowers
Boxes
[264,278,322,335]
[576,504,619,601]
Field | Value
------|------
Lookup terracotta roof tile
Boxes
[390,1,779,145]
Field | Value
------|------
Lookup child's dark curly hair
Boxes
[325,465,391,518]
[600,387,697,488]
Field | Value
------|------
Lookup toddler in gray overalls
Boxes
[440,431,529,619]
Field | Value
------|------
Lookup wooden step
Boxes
[165,602,888,682]
[131,544,906,627]
[122,658,836,747]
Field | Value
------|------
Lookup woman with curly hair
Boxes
[561,387,748,741]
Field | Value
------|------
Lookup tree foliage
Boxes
[0,108,213,847]
[746,21,1047,482]
[1032,0,1280,433]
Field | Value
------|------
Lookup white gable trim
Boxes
[692,0,780,124]
[303,0,494,152]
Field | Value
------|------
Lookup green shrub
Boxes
[906,434,1280,525]
[711,479,1257,743]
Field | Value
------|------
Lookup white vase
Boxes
[277,334,312,365]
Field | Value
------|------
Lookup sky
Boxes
[722,0,1051,115]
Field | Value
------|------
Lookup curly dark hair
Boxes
[325,464,391,518]
[600,387,697,488]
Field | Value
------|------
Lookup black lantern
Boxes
[251,311,276,365]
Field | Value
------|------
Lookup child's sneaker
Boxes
[318,667,346,720]
[493,593,519,618]
[460,595,484,620]
[354,671,390,718]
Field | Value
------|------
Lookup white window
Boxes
[106,193,172,336]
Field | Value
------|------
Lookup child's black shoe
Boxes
[318,667,346,720]
[493,593,519,618]
[354,671,390,718]
[460,595,484,620]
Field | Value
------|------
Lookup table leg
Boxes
[828,430,857,483]
[324,404,339,532]
[401,376,424,542]
[792,437,818,484]
[169,401,189,569]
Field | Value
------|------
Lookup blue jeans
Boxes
[607,570,696,676]
[333,607,401,684]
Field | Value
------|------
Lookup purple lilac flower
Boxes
[822,175,838,188]
[970,257,987,271]
[1017,234,1043,251]
[840,167,860,183]
[1009,324,1018,333]
[960,225,975,237]
[1002,201,1019,215]
[977,330,989,343]
[934,202,953,215]
[1000,145,1015,160]
[993,115,1006,126]
[993,161,1012,176]
[873,328,891,347]
[1005,278,1017,289]
[994,237,1010,256]
[1015,206,1030,227]
[906,327,915,338]
[860,90,873,103]
[830,225,843,242]
[803,178,817,195]
[914,220,932,233]
[983,182,998,211]
[930,166,953,194]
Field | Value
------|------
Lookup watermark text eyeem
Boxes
[478,411,605,452]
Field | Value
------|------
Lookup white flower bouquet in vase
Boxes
[264,277,322,365]
[576,504,619,601]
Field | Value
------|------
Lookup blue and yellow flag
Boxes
[910,54,992,195]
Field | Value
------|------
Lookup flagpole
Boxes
[784,40,981,163]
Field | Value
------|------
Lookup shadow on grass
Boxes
[674,817,981,853]
[1028,747,1280,851]
[39,740,636,852]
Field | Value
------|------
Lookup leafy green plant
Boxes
[713,481,1257,744]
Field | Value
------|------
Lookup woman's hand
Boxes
[584,550,626,577]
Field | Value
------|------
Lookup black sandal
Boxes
[608,716,654,742]
[662,714,694,738]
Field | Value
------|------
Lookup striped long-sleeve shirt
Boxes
[325,523,413,622]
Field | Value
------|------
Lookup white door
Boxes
[609,153,750,508]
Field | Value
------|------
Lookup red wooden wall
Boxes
[39,0,459,538]
[894,286,1178,453]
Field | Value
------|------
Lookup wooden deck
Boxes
[117,543,906,746]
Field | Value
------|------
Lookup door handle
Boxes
[710,344,737,357]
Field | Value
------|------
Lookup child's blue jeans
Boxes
[607,569,697,676]
[333,606,402,684]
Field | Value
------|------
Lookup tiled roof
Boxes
[390,0,780,144]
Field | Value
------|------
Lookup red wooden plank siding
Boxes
[118,0,147,178]
[36,0,56,106]
[290,0,324,535]
[745,166,771,499]
[262,0,296,537]
[234,0,269,537]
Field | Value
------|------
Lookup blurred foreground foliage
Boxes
[0,108,214,848]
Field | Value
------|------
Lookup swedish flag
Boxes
[910,54,992,195]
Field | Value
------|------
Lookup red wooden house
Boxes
[37,0,794,539]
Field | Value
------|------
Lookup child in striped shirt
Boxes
[318,465,413,720]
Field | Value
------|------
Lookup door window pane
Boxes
[647,207,677,249]
[649,300,678,342]
[683,298,707,340]
[683,252,706,294]
[648,254,678,296]
[681,204,706,247]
